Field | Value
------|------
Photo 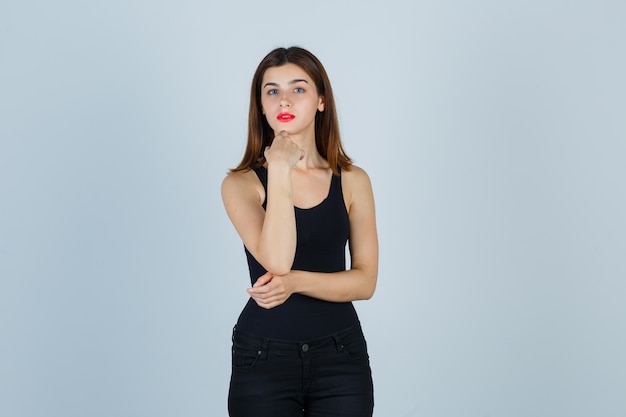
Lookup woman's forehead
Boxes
[262,63,311,84]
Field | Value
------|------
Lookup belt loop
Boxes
[260,338,270,360]
[333,334,344,353]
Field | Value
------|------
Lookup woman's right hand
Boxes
[264,131,304,168]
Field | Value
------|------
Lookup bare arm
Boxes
[221,132,304,275]
[247,166,378,307]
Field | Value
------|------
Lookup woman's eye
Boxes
[294,87,305,93]
[267,89,278,95]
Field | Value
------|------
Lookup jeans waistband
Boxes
[232,323,363,354]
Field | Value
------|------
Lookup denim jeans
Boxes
[228,324,374,417]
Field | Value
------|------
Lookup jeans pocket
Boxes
[231,331,265,370]
[232,345,261,369]
[341,336,370,362]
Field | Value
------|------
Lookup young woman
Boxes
[221,46,378,417]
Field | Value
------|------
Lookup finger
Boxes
[252,295,282,309]
[250,293,273,308]
[248,281,276,298]
[253,272,273,287]
[247,285,268,296]
[272,132,285,143]
[249,284,283,300]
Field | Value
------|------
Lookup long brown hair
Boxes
[231,46,352,175]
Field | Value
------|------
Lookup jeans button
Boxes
[301,344,309,352]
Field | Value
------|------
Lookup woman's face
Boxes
[260,63,324,137]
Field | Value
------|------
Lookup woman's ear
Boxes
[318,96,325,112]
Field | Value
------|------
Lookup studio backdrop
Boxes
[1,1,625,416]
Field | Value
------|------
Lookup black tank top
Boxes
[234,166,359,340]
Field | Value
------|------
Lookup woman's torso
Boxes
[235,166,359,340]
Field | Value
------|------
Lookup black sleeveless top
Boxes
[234,166,359,340]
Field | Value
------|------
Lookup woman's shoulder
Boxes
[341,164,374,207]
[222,166,263,184]
[341,164,372,185]
[221,168,265,204]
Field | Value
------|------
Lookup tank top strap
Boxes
[251,166,268,190]
[330,171,349,218]
[251,166,268,209]
[329,172,341,199]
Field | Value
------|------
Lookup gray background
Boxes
[1,0,625,416]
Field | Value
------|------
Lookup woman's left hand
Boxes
[247,271,294,309]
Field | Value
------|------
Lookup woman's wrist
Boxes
[286,270,302,294]
[266,159,294,172]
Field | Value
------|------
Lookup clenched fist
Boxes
[264,131,304,168]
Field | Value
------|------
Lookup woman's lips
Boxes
[277,112,296,122]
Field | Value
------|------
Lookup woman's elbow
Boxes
[358,274,378,300]
[269,266,292,276]
[256,248,295,276]
[263,259,293,276]
[361,285,376,300]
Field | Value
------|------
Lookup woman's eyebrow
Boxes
[263,79,309,89]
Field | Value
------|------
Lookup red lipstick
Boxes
[277,112,296,122]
